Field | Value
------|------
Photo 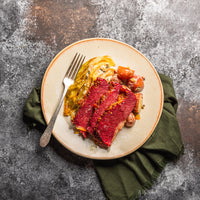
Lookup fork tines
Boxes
[66,53,85,80]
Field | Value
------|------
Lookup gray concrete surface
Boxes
[1,0,199,199]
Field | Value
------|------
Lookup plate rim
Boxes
[41,37,164,160]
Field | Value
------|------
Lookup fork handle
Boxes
[40,85,69,147]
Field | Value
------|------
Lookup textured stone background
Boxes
[0,0,199,199]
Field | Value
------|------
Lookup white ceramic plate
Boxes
[41,38,163,160]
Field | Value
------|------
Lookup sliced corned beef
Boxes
[72,77,109,136]
[95,87,137,148]
[87,82,122,135]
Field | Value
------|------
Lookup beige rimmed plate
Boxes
[41,38,163,160]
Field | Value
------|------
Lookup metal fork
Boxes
[40,53,85,147]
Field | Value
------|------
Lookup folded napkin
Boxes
[23,74,184,200]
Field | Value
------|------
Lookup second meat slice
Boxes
[87,82,122,135]
[93,87,137,148]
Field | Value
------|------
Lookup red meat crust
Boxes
[73,78,137,149]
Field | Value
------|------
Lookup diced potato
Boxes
[127,75,144,92]
[133,93,143,114]
[125,112,136,127]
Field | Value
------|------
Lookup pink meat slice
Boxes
[95,87,137,148]
[72,78,109,135]
[87,83,121,135]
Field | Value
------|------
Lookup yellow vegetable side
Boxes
[63,56,116,119]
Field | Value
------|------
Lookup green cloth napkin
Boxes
[23,74,183,200]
